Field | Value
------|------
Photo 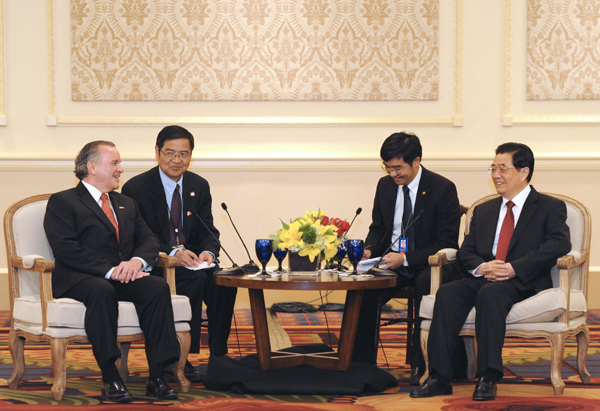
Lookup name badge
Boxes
[398,238,408,253]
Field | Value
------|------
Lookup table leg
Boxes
[337,289,363,371]
[248,288,272,370]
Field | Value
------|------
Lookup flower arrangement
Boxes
[271,211,347,262]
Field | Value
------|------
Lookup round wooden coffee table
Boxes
[215,272,396,372]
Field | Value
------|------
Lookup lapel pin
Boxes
[187,211,192,216]
[422,191,426,195]
[119,206,125,209]
[190,191,195,197]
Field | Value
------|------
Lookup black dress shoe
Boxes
[146,375,178,400]
[409,366,425,386]
[101,378,133,403]
[164,360,204,383]
[410,375,453,398]
[473,377,497,401]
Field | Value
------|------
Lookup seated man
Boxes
[44,141,181,402]
[411,142,571,401]
[352,132,463,384]
[122,125,237,380]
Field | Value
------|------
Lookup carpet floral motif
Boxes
[71,0,439,100]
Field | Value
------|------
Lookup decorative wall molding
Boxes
[1,153,600,172]
[47,0,463,127]
[0,0,5,126]
[502,0,600,126]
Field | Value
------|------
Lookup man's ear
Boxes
[155,145,160,160]
[87,160,96,176]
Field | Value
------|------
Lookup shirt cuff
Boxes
[132,257,151,272]
[105,268,113,279]
[470,263,484,277]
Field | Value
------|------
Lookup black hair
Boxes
[156,125,195,151]
[380,132,422,165]
[495,142,535,182]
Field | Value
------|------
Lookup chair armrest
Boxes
[557,251,586,270]
[428,249,458,294]
[158,253,177,295]
[428,248,458,266]
[11,255,55,331]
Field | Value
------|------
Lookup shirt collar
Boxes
[502,185,531,209]
[158,167,183,194]
[81,180,104,203]
[404,165,422,194]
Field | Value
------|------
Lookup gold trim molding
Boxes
[47,0,464,127]
[503,0,600,126]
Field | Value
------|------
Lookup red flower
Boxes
[321,216,350,237]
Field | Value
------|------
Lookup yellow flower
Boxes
[304,210,325,221]
[278,221,304,250]
[298,243,321,262]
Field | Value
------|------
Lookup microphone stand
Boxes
[367,210,425,277]
[221,203,260,274]
[190,207,245,275]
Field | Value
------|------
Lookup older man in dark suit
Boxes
[352,132,463,384]
[44,141,180,402]
[411,142,571,401]
[122,126,237,380]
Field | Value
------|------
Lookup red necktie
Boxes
[495,201,514,261]
[100,193,119,242]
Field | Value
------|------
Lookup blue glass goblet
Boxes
[336,243,347,272]
[347,239,364,275]
[273,247,288,273]
[255,239,273,277]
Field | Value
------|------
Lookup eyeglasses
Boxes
[381,163,407,175]
[161,150,191,160]
[488,165,516,175]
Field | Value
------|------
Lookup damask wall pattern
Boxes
[71,0,439,101]
[527,0,600,100]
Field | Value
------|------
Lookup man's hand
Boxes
[198,252,214,265]
[175,249,200,267]
[111,259,147,283]
[361,249,372,260]
[382,252,405,270]
[476,260,516,282]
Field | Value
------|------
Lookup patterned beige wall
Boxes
[71,0,439,101]
[527,0,600,100]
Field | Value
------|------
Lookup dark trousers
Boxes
[62,275,180,372]
[162,266,237,355]
[352,264,464,367]
[428,276,535,380]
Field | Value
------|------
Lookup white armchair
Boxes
[4,194,193,400]
[420,193,591,395]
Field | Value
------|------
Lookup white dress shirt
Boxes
[390,165,422,267]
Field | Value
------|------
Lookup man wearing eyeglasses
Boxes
[352,132,464,385]
[411,142,570,401]
[122,125,237,381]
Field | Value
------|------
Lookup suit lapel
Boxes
[484,197,503,255]
[151,168,171,244]
[110,192,126,244]
[507,187,538,256]
[181,172,195,242]
[76,182,119,240]
[383,179,398,244]
[413,168,430,235]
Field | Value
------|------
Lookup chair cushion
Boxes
[13,294,191,330]
[420,288,586,324]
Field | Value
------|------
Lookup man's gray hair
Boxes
[74,141,116,180]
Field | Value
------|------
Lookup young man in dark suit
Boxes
[352,132,463,384]
[44,141,180,402]
[122,126,237,381]
[411,143,571,401]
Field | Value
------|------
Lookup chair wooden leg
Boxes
[7,331,25,390]
[464,336,477,379]
[576,326,592,384]
[548,333,566,395]
[50,338,69,401]
[117,342,131,382]
[420,328,429,384]
[175,331,191,393]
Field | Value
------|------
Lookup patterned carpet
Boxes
[1,309,600,410]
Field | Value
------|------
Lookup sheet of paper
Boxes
[182,261,216,271]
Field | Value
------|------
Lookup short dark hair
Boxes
[380,132,422,165]
[156,125,195,151]
[495,142,535,182]
[74,141,115,180]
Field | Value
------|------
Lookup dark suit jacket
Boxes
[44,182,160,298]
[365,166,461,271]
[457,187,571,292]
[122,166,220,259]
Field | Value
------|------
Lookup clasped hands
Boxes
[111,259,147,283]
[476,260,516,282]
[175,249,213,268]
